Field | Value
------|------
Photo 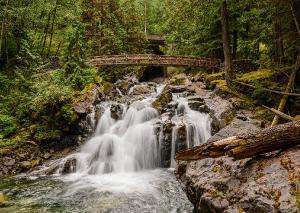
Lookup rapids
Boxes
[0,82,212,213]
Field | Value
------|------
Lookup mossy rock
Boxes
[152,86,172,113]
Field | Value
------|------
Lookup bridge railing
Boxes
[90,54,222,68]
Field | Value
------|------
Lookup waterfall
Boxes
[170,95,212,168]
[22,82,212,212]
[56,83,211,175]
[72,101,160,175]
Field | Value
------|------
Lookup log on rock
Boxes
[176,121,300,161]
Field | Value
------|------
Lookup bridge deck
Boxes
[90,54,221,69]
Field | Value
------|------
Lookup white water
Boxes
[170,94,212,168]
[41,83,212,212]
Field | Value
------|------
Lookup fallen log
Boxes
[262,105,293,121]
[176,121,300,161]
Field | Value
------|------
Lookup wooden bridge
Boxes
[90,54,221,69]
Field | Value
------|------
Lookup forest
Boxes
[0,0,299,145]
[0,0,300,212]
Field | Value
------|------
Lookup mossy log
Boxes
[176,121,300,161]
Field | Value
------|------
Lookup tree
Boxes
[221,0,233,88]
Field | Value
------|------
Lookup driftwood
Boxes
[272,57,300,126]
[262,105,293,121]
[176,121,300,161]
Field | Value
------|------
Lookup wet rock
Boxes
[42,153,52,160]
[161,120,173,167]
[73,85,104,115]
[188,101,210,113]
[115,77,139,94]
[110,104,124,120]
[152,86,173,113]
[94,105,106,123]
[169,85,187,93]
[129,84,155,95]
[187,96,204,103]
[175,122,187,154]
[62,157,77,174]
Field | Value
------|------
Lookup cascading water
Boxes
[170,94,212,168]
[73,101,160,175]
[1,82,212,213]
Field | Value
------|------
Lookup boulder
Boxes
[73,85,104,115]
[161,120,173,167]
[115,77,139,94]
[175,122,187,153]
[62,157,77,174]
[152,86,173,113]
[129,84,156,96]
[110,104,124,120]
[176,146,300,213]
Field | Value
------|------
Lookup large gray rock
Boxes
[129,84,156,96]
[176,146,300,213]
[207,111,261,143]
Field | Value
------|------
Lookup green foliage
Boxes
[0,115,17,138]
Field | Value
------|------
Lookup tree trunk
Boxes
[289,1,300,37]
[272,57,300,126]
[221,0,233,88]
[232,30,238,60]
[47,0,58,57]
[176,121,300,161]
[0,0,9,58]
[272,0,285,64]
[41,12,51,55]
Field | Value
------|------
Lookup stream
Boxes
[0,81,212,213]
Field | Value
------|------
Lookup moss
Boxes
[212,165,221,173]
[206,72,225,83]
[212,180,229,193]
[33,129,62,142]
[207,188,221,198]
[236,69,274,83]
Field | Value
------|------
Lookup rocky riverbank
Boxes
[1,70,299,213]
[174,73,300,212]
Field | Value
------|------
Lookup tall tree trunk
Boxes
[289,1,300,37]
[272,1,285,64]
[47,0,58,57]
[272,57,300,126]
[41,12,51,55]
[221,0,233,88]
[55,39,62,56]
[0,0,9,58]
[232,30,238,60]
